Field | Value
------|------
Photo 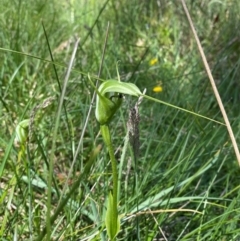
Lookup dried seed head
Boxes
[127,105,140,159]
[127,89,145,160]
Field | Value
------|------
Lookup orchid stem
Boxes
[100,124,118,240]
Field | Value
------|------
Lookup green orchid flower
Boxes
[95,80,142,125]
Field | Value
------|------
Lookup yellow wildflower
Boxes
[149,58,158,66]
[153,86,163,93]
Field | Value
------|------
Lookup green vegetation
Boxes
[1,0,240,240]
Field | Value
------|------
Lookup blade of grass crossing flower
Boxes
[142,94,225,126]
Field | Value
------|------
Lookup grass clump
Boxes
[1,0,240,240]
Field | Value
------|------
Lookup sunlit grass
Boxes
[1,0,240,240]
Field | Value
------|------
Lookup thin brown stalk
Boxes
[180,0,240,166]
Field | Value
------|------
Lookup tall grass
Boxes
[1,0,240,240]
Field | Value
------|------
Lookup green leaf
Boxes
[105,192,120,240]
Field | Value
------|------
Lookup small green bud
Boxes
[14,119,30,147]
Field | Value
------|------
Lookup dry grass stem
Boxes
[181,0,240,166]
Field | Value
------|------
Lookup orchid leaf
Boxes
[105,192,120,240]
